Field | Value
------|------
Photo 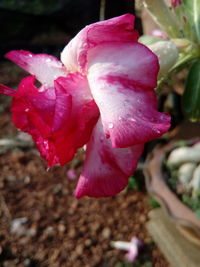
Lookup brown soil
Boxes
[0,63,170,267]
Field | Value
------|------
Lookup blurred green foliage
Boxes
[148,197,160,209]
[182,59,200,122]
[127,176,139,191]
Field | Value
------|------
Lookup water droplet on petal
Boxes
[128,118,136,122]
[29,54,33,57]
[25,108,30,112]
[43,140,49,150]
[46,58,51,63]
[155,129,161,134]
[108,123,114,129]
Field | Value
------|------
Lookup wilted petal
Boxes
[112,237,142,263]
[125,237,142,262]
[74,119,144,198]
[5,50,66,87]
[61,14,139,73]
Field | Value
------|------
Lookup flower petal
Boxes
[5,50,66,87]
[88,42,159,90]
[0,83,16,96]
[11,76,62,166]
[54,72,99,165]
[74,119,144,198]
[2,73,99,167]
[61,14,138,73]
[87,43,170,148]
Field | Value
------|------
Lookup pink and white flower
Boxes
[111,236,143,262]
[0,14,171,198]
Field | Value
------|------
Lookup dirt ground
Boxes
[0,62,170,267]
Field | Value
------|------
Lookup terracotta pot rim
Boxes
[144,139,200,245]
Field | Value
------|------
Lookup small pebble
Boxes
[102,227,112,239]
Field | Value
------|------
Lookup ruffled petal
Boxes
[5,50,66,87]
[74,119,144,198]
[61,14,138,73]
[87,43,170,148]
[89,75,170,148]
[10,76,62,166]
[1,73,99,166]
[53,72,99,165]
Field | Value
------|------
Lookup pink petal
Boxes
[88,42,159,90]
[125,237,142,262]
[11,76,61,166]
[87,44,170,148]
[0,83,16,96]
[61,14,138,73]
[5,50,66,87]
[171,0,182,8]
[2,73,99,167]
[74,119,144,198]
[53,72,99,165]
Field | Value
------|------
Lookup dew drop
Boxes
[43,140,49,150]
[46,58,51,63]
[128,118,136,122]
[108,123,114,129]
[25,108,30,112]
[155,129,161,134]
[29,54,33,57]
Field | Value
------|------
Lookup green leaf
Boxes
[143,0,181,38]
[183,0,200,43]
[148,196,160,208]
[182,59,200,122]
[127,176,139,190]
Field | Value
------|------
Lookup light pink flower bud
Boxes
[171,0,181,8]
